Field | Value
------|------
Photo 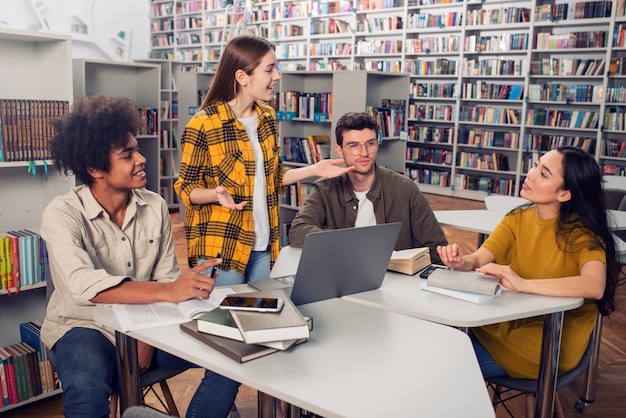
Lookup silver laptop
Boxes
[250,222,402,305]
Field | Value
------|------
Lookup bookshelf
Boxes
[275,70,409,245]
[150,0,626,201]
[0,28,72,411]
[135,59,184,211]
[175,70,215,220]
[72,59,161,196]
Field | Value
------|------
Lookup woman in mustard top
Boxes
[437,146,617,379]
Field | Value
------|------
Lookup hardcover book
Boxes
[179,320,278,363]
[427,268,501,296]
[196,308,242,341]
[229,289,310,344]
[195,309,302,350]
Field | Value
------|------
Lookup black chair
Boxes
[603,187,626,210]
[486,315,599,418]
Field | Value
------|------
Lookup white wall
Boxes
[0,0,150,61]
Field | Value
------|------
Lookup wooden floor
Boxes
[3,194,625,418]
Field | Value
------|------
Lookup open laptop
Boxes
[250,222,402,305]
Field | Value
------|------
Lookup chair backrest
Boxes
[604,188,626,210]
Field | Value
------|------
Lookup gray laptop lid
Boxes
[287,222,402,305]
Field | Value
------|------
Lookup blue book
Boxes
[508,85,523,100]
[24,228,43,284]
[19,322,42,354]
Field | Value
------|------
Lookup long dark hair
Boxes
[201,35,275,108]
[557,146,617,316]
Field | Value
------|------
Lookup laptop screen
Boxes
[288,222,401,305]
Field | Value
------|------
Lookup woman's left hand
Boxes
[476,263,528,292]
[312,159,354,178]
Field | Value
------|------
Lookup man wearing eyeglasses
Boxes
[289,112,447,264]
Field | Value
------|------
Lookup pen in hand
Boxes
[210,252,221,278]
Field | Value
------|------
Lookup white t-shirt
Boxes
[353,190,376,227]
[239,114,269,250]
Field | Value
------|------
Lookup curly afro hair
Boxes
[49,94,141,186]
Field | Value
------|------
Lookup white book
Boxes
[421,281,502,304]
[110,287,233,331]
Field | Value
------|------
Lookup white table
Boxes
[434,209,501,245]
[435,209,626,244]
[94,297,495,418]
[343,272,582,418]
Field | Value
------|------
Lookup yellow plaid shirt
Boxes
[174,100,288,274]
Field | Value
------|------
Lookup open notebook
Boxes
[250,222,401,305]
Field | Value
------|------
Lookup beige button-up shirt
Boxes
[40,185,180,347]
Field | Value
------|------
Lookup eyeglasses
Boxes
[343,140,379,156]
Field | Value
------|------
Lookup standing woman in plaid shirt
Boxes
[175,34,350,284]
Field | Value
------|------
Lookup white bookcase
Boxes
[0,28,72,412]
[150,0,626,201]
[72,59,161,195]
[175,70,216,220]
[276,70,409,244]
[135,59,184,211]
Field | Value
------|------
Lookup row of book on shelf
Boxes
[282,135,330,165]
[0,321,59,407]
[1,228,48,294]
[0,98,158,163]
[458,152,510,172]
[529,57,605,77]
[0,99,69,163]
[281,181,313,209]
[534,0,613,22]
[528,83,603,103]
[276,90,332,121]
[406,166,518,195]
[526,109,599,129]
[366,99,406,138]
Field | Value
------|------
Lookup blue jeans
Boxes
[53,327,240,418]
[469,330,508,378]
[201,248,270,286]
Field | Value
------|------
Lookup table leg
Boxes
[258,392,277,418]
[577,313,602,411]
[115,331,141,415]
[534,311,563,418]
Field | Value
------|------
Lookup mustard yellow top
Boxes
[477,206,603,379]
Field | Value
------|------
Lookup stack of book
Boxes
[387,247,431,275]
[423,268,502,304]
[180,289,311,363]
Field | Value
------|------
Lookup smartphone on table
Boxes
[418,264,447,279]
[219,295,284,312]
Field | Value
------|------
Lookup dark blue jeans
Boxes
[53,327,240,418]
[469,330,508,378]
